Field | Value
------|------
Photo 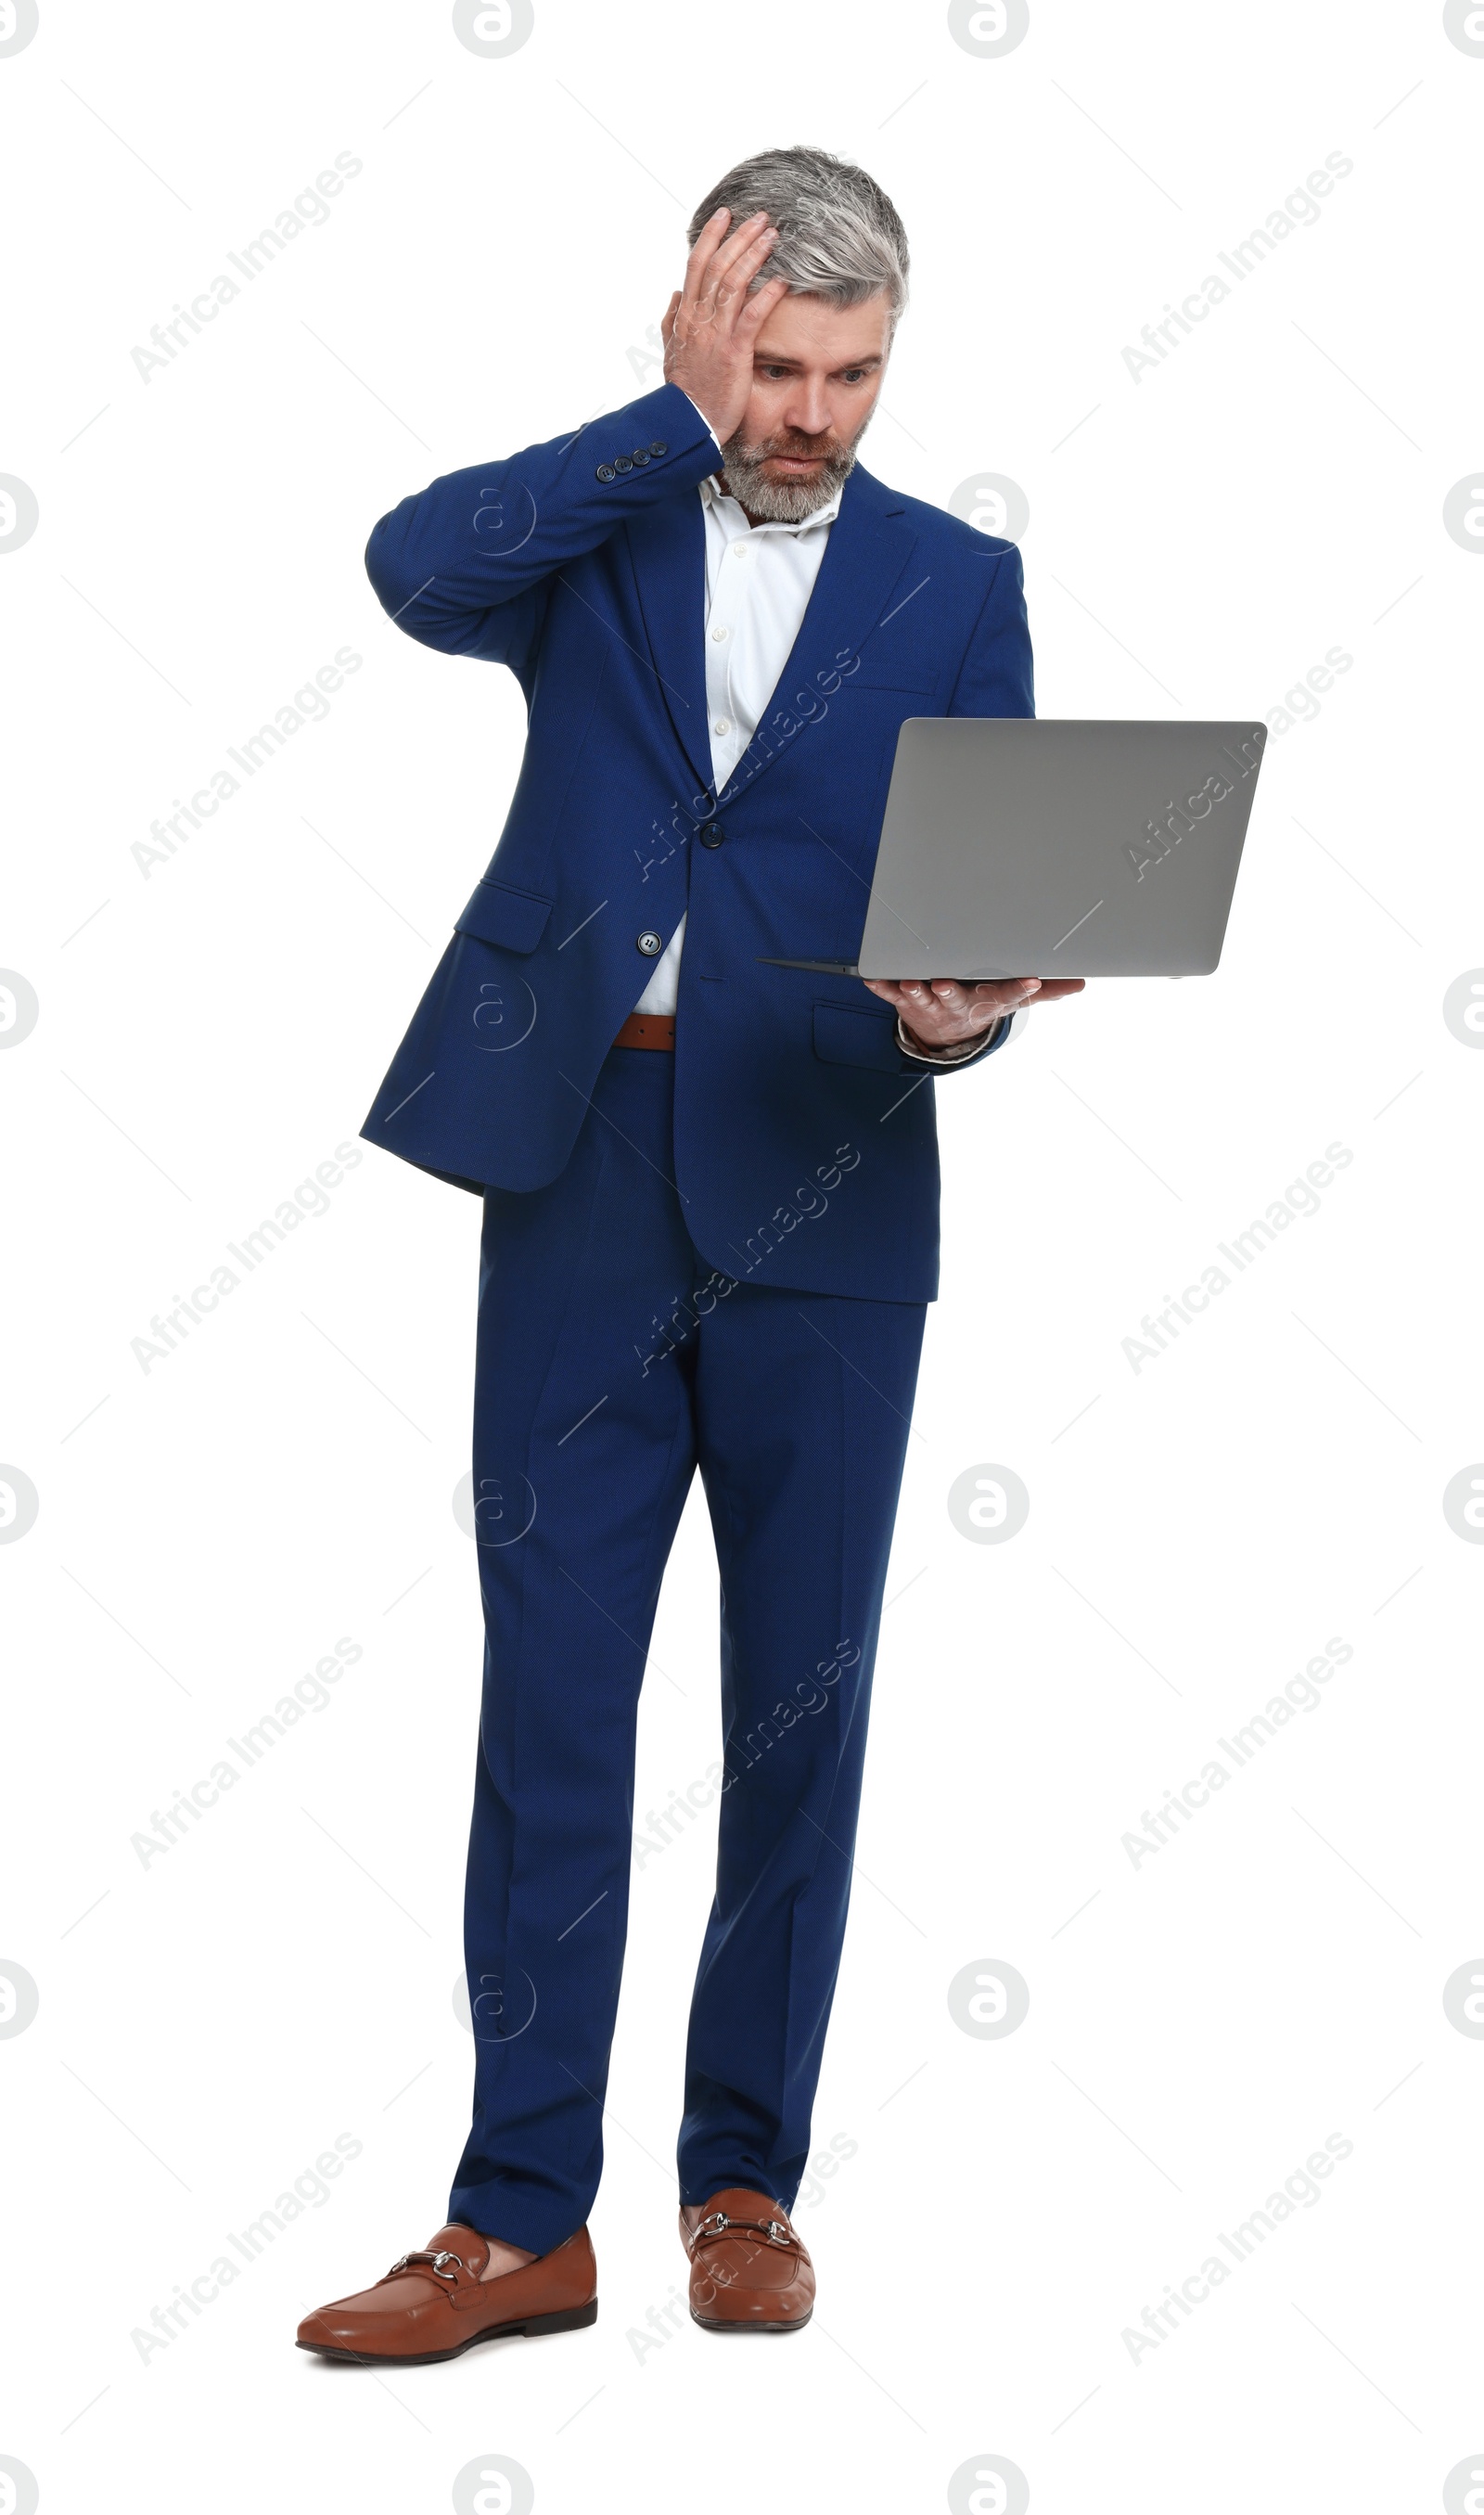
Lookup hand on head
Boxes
[661,209,788,444]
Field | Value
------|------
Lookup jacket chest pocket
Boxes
[847,662,939,696]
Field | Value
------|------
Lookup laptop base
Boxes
[757,957,1020,981]
[758,956,861,976]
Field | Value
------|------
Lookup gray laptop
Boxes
[761,717,1267,980]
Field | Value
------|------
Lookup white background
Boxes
[3,3,1482,2509]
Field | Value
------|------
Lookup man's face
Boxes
[719,289,892,522]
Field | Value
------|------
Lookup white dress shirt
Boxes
[633,469,838,1015]
[634,413,1020,1064]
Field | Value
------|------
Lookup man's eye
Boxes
[841,369,865,383]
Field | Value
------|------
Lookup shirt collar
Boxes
[700,471,842,536]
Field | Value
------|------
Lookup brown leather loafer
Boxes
[681,2187,814,2332]
[296,2222,597,2365]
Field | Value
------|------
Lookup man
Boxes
[297,146,1081,2367]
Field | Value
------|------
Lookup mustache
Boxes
[724,428,854,470]
[716,412,874,520]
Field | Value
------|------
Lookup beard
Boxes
[716,417,869,522]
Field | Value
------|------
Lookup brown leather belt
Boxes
[612,1012,675,1051]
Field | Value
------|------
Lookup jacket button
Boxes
[649,441,668,456]
[636,930,663,956]
[631,447,651,466]
[697,820,725,848]
[595,464,615,482]
[614,455,633,473]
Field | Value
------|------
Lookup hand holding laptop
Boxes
[864,973,1085,1052]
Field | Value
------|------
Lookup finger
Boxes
[735,273,791,338]
[707,240,777,336]
[704,209,772,299]
[659,289,681,348]
[694,210,766,313]
[679,210,736,320]
[683,208,733,291]
[956,982,1030,1018]
[713,225,780,319]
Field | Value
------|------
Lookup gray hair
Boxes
[687,146,909,326]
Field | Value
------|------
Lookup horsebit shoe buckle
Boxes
[389,2249,463,2282]
[698,2212,792,2246]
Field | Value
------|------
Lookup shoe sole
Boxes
[297,2297,597,2366]
[689,2306,812,2333]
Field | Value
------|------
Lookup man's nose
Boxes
[780,385,833,440]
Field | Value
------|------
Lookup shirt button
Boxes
[697,821,725,849]
[711,624,729,640]
[595,464,615,482]
[731,543,749,558]
[713,718,730,736]
[649,441,668,456]
[636,930,663,956]
[614,455,633,473]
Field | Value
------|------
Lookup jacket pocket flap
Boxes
[812,1000,903,1071]
[454,879,554,955]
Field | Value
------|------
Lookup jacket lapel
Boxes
[717,465,921,810]
[624,461,923,812]
[624,486,715,803]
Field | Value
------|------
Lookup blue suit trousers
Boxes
[447,1046,926,2252]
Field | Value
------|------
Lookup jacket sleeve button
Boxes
[614,455,633,473]
[595,464,615,482]
[631,448,651,467]
[636,930,663,956]
[649,441,668,456]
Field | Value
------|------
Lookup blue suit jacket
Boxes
[360,380,1034,1303]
